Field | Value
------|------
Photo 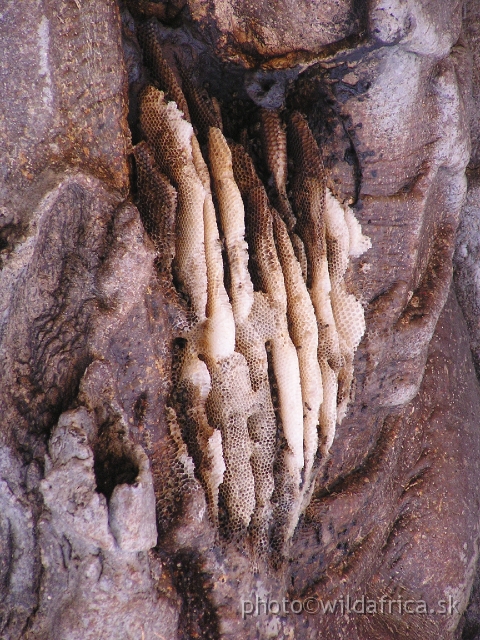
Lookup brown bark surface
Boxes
[1,1,480,639]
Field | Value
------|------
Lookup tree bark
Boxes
[1,1,480,639]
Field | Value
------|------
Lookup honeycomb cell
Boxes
[208,127,254,323]
[133,140,177,277]
[134,34,371,556]
[272,210,322,484]
[231,143,305,479]
[260,109,296,230]
[139,85,208,321]
[178,64,223,142]
[137,19,191,121]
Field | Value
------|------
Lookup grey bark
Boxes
[1,0,480,639]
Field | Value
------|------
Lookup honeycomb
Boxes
[208,127,254,323]
[173,344,220,523]
[154,405,200,534]
[206,352,256,533]
[191,134,236,361]
[139,85,208,321]
[178,65,223,143]
[134,32,370,559]
[271,211,322,482]
[133,140,177,277]
[260,109,308,282]
[288,111,325,179]
[230,142,305,480]
[325,188,367,425]
[287,111,345,453]
[208,128,277,547]
[260,110,288,195]
[260,110,294,228]
[137,19,191,121]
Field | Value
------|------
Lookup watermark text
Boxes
[241,594,460,619]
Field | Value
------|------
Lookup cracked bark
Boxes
[2,0,480,639]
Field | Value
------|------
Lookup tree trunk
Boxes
[2,1,480,638]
